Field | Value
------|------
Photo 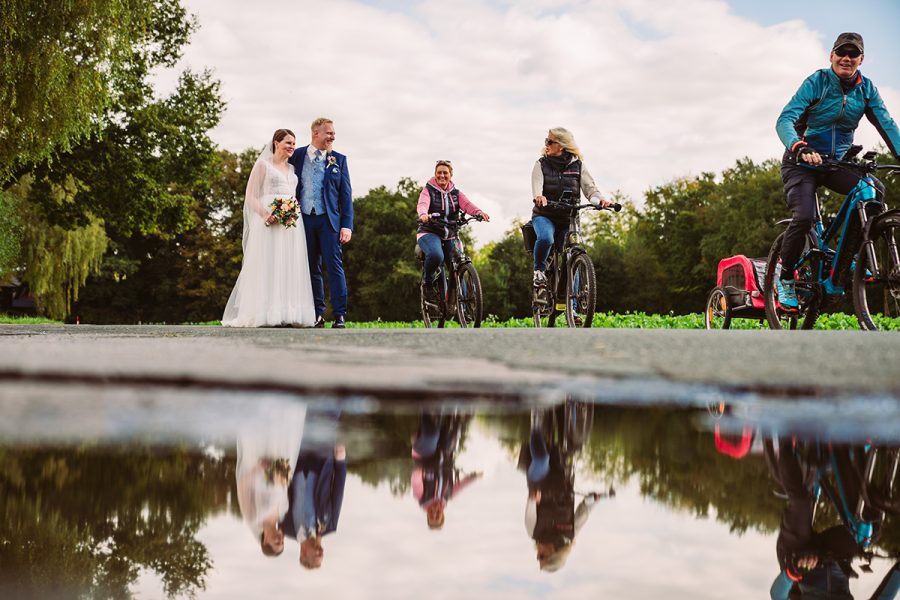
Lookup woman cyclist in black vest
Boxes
[417,160,490,292]
[531,128,612,287]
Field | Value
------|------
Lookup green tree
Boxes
[0,445,234,598]
[14,3,225,322]
[172,149,254,322]
[0,0,190,183]
[343,178,422,322]
[473,224,533,320]
[582,194,632,313]
[0,190,22,280]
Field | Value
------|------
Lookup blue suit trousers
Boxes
[303,213,348,317]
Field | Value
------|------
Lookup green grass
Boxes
[5,313,899,330]
[336,312,900,330]
[0,314,60,324]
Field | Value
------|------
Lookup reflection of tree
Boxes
[344,413,477,499]
[583,407,781,534]
[0,446,235,598]
[344,414,420,497]
[482,406,782,534]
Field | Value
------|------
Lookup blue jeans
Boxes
[418,234,458,282]
[532,216,567,272]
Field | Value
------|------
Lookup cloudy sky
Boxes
[162,0,900,244]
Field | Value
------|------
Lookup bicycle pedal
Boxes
[555,303,566,311]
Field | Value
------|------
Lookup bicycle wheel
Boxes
[564,401,594,451]
[421,274,446,329]
[566,253,596,328]
[455,263,483,328]
[704,286,731,330]
[853,213,900,331]
[764,232,820,330]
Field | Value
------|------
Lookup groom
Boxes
[289,117,354,328]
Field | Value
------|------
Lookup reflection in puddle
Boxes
[0,389,897,599]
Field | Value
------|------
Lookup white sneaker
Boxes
[533,270,547,287]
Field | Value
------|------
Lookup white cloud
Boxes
[161,0,900,245]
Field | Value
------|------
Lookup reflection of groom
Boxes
[289,117,353,329]
[279,444,347,570]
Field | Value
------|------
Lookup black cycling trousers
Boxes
[779,161,884,278]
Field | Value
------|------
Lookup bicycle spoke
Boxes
[854,214,900,329]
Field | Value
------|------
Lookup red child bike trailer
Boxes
[705,255,796,329]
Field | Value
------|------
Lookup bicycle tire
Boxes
[566,253,596,328]
[455,263,483,328]
[421,273,446,329]
[853,213,900,331]
[764,232,820,330]
[704,286,731,330]
[566,401,594,450]
[533,253,556,327]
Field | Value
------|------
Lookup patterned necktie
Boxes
[311,150,325,215]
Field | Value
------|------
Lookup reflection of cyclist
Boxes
[769,441,879,599]
[530,127,611,288]
[417,160,490,297]
[518,406,610,572]
[774,32,900,310]
[410,412,482,530]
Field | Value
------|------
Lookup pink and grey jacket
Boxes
[417,177,484,240]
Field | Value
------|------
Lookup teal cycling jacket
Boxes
[776,68,900,160]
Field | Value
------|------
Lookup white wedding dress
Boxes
[222,150,315,327]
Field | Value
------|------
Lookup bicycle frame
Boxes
[418,212,483,327]
[536,203,591,310]
[797,172,884,296]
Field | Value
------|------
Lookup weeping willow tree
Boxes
[0,191,21,279]
[10,176,107,319]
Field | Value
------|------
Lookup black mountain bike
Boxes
[530,196,621,328]
[416,212,484,328]
[763,147,900,330]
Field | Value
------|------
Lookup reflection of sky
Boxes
[133,422,895,599]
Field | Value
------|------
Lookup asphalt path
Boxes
[1,324,898,403]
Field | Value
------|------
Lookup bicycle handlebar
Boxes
[422,212,484,227]
[542,199,622,213]
[808,151,900,175]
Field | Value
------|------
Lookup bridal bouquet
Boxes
[261,456,291,485]
[268,197,299,228]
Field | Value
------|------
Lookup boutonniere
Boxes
[327,155,337,167]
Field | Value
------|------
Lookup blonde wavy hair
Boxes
[543,127,583,160]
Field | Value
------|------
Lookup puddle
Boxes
[0,384,897,599]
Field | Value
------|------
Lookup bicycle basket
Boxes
[521,220,536,254]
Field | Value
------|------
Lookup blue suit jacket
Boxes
[279,452,347,539]
[289,146,354,233]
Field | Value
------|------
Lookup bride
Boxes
[222,129,316,327]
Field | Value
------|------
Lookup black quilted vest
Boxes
[418,183,460,238]
[533,156,582,220]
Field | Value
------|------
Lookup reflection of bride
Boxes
[222,128,315,327]
[236,403,306,552]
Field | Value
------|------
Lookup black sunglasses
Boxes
[544,138,560,146]
[834,47,862,59]
[435,160,452,166]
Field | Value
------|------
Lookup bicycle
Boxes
[530,399,614,499]
[763,437,899,575]
[416,211,484,328]
[528,194,621,328]
[763,146,900,330]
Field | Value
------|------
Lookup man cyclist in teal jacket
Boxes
[775,32,900,310]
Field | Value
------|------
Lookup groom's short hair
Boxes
[311,117,333,132]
